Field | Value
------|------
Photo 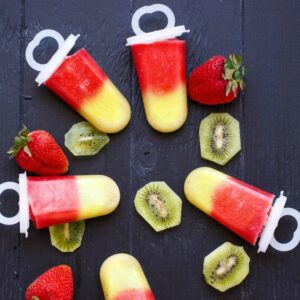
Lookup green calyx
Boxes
[222,54,246,97]
[7,125,32,158]
[32,297,40,300]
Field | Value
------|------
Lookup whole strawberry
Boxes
[25,265,73,300]
[188,54,246,105]
[7,125,69,175]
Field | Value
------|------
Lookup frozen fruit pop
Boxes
[26,30,131,134]
[127,4,189,133]
[184,167,300,252]
[0,173,120,237]
[100,253,155,300]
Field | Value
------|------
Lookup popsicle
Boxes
[126,4,189,133]
[26,30,131,134]
[0,173,120,237]
[184,167,300,252]
[100,253,155,300]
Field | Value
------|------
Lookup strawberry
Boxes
[25,265,73,300]
[188,54,246,105]
[7,125,69,175]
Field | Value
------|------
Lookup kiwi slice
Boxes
[49,220,85,252]
[65,121,109,156]
[203,242,250,292]
[134,182,182,232]
[199,113,241,166]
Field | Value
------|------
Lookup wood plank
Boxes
[21,1,131,299]
[244,1,300,299]
[0,1,22,299]
[129,1,243,299]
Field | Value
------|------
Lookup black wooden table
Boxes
[1,0,300,299]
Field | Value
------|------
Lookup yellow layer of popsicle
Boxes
[100,253,151,300]
[77,175,120,220]
[143,84,187,133]
[184,167,226,214]
[79,79,131,134]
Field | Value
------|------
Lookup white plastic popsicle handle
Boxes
[270,207,300,252]
[25,29,80,86]
[0,173,29,237]
[258,191,300,253]
[126,4,189,46]
[26,29,65,72]
[0,182,20,225]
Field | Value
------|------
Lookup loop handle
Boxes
[270,207,300,252]
[25,29,64,71]
[131,4,175,35]
[0,182,20,225]
[127,4,189,46]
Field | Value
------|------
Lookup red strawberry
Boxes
[25,265,73,300]
[7,125,69,175]
[188,54,246,105]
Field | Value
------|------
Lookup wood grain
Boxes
[0,1,22,299]
[0,0,299,299]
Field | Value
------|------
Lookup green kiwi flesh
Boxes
[65,121,109,156]
[134,182,182,232]
[203,242,250,292]
[199,113,241,165]
[49,220,85,252]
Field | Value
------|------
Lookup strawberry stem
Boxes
[7,125,32,158]
[32,297,40,300]
[222,54,246,96]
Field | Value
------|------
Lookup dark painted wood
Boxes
[0,1,22,299]
[0,0,299,299]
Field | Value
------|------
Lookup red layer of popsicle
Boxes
[113,289,155,300]
[131,39,186,94]
[45,49,107,110]
[28,176,79,228]
[212,177,274,245]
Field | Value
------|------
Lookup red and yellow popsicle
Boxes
[184,167,274,245]
[28,175,120,229]
[45,49,131,133]
[127,4,189,133]
[26,30,131,134]
[100,253,155,300]
[131,40,187,132]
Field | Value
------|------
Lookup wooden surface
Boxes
[0,0,299,299]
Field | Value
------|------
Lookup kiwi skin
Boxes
[49,220,85,253]
[203,242,250,292]
[134,182,182,232]
[199,113,241,166]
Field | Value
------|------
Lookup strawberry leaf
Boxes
[235,55,242,66]
[226,81,233,96]
[239,80,246,91]
[232,81,238,96]
[234,70,241,80]
[226,60,235,69]
[23,145,32,157]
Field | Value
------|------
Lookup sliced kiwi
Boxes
[203,242,250,292]
[65,121,109,156]
[49,220,85,252]
[134,182,182,232]
[199,113,241,165]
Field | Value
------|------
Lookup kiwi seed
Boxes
[203,242,250,292]
[199,113,241,165]
[134,182,182,232]
[49,220,85,252]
